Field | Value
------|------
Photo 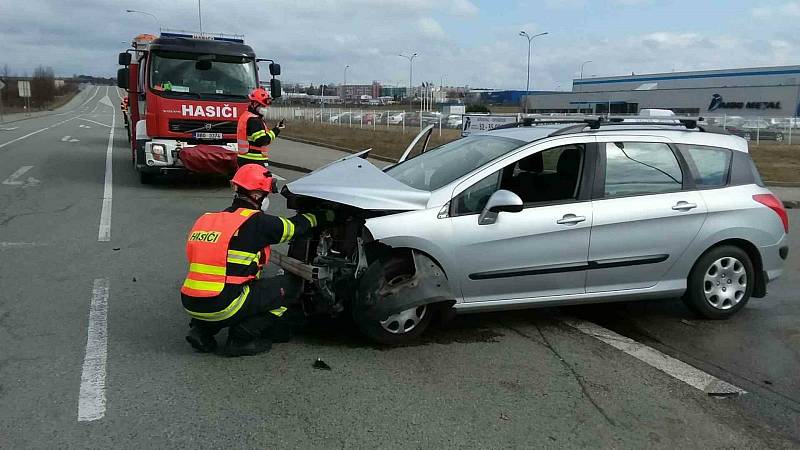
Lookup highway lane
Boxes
[0,87,797,447]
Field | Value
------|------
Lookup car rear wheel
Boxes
[743,132,752,141]
[353,256,434,345]
[776,133,784,142]
[683,245,754,319]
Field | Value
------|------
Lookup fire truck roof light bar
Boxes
[160,28,245,43]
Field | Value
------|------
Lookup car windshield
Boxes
[150,50,257,99]
[385,135,524,191]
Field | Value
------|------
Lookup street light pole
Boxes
[125,9,161,31]
[343,65,349,104]
[198,0,203,33]
[519,31,548,113]
[580,60,592,80]
[399,53,417,111]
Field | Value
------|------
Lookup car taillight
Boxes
[753,194,789,233]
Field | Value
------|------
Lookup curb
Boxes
[766,181,800,188]
[784,200,799,209]
[280,135,397,163]
[269,160,313,174]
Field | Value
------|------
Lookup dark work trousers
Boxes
[190,274,301,343]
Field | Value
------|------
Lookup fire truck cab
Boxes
[117,31,281,183]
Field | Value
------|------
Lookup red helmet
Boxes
[231,164,274,192]
[248,87,272,107]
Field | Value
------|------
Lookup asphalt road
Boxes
[0,85,798,448]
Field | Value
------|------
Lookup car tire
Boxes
[139,171,155,185]
[683,245,754,319]
[776,133,784,142]
[744,132,752,141]
[353,256,435,345]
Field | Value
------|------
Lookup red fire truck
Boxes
[117,31,281,183]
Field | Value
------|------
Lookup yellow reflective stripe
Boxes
[227,249,258,265]
[249,130,267,141]
[239,209,258,217]
[278,217,295,243]
[269,306,287,317]
[182,279,225,292]
[266,130,276,140]
[302,213,317,227]
[238,152,268,160]
[185,285,250,322]
[188,263,226,276]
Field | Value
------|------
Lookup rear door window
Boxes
[677,145,732,188]
[603,142,683,197]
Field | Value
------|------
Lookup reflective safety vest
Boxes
[181,208,272,298]
[236,111,274,161]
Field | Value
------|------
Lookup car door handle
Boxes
[672,201,697,211]
[557,214,586,225]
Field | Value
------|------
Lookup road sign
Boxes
[18,80,31,98]
[0,80,5,90]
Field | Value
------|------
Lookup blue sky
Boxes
[1,0,798,90]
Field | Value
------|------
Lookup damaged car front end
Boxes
[272,150,456,344]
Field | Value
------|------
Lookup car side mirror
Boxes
[118,52,131,66]
[270,78,282,99]
[269,63,281,76]
[117,68,129,89]
[478,190,523,225]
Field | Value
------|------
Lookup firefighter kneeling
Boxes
[181,164,331,356]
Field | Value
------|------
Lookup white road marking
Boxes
[271,173,286,181]
[3,166,34,185]
[78,278,110,422]
[61,135,80,143]
[1,127,19,131]
[0,127,50,149]
[98,87,115,242]
[79,124,91,129]
[99,96,113,108]
[0,241,45,249]
[563,318,746,396]
[79,117,110,128]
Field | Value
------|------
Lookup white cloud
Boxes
[450,0,479,17]
[417,17,447,39]
[751,1,800,19]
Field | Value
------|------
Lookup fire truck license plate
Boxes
[194,132,223,140]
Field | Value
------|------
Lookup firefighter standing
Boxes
[181,164,330,356]
[236,87,284,169]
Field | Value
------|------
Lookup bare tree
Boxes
[31,65,55,110]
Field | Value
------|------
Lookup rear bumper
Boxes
[760,235,788,283]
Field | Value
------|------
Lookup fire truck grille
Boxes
[168,119,237,135]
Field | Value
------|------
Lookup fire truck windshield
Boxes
[150,50,257,99]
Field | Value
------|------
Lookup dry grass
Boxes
[283,121,461,160]
[749,144,800,183]
[283,121,800,183]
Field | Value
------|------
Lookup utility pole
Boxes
[198,0,203,33]
[399,53,417,112]
[519,31,548,113]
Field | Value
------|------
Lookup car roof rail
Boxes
[546,115,708,137]
[493,115,604,131]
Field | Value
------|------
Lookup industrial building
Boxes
[523,65,800,117]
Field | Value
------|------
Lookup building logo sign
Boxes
[708,93,781,112]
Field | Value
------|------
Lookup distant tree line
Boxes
[0,64,80,111]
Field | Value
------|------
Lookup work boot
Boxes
[223,337,272,357]
[186,327,217,353]
[264,319,293,344]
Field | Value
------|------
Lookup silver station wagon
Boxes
[274,116,789,345]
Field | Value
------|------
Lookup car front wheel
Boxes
[353,256,435,345]
[683,245,754,319]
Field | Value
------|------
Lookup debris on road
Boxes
[313,358,331,370]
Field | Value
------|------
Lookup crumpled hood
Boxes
[284,152,430,211]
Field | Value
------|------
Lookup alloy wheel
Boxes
[703,257,747,310]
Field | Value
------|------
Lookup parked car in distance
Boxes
[724,119,784,141]
[275,118,789,345]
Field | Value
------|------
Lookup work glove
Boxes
[277,119,286,130]
[314,209,335,224]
